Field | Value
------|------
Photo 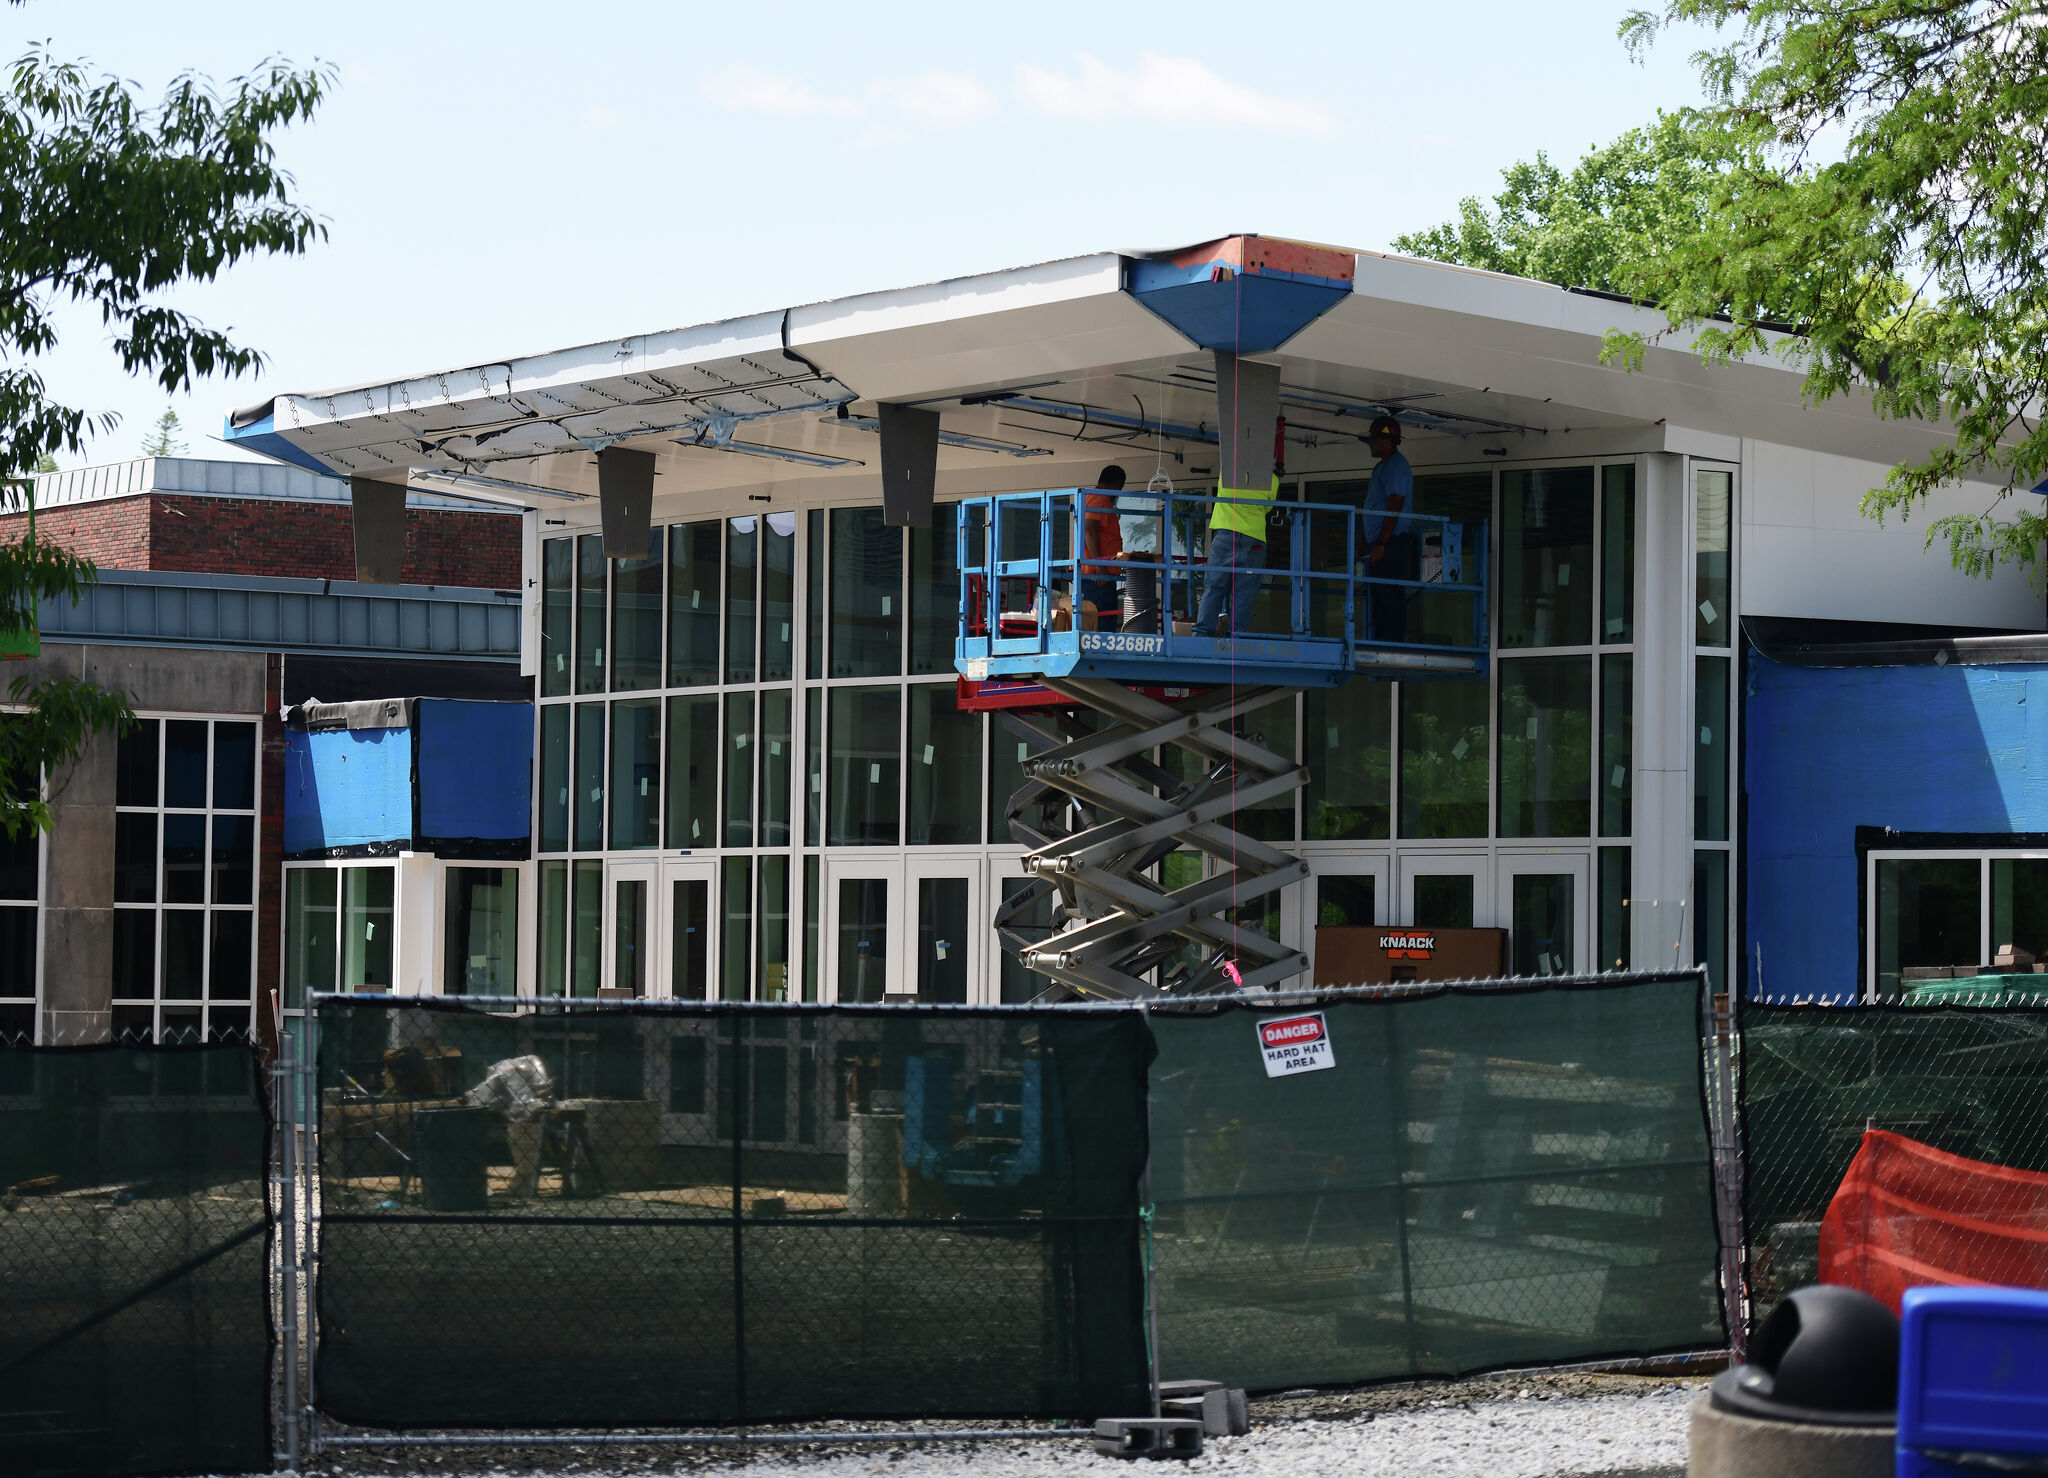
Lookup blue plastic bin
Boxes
[1898,1285,2048,1477]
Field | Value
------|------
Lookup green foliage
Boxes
[1394,112,1762,299]
[30,451,53,473]
[1611,1,2048,578]
[0,32,328,831]
[140,406,185,457]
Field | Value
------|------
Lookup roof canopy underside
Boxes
[225,240,1946,514]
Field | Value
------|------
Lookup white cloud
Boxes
[1015,52,1335,136]
[699,65,995,132]
[579,105,620,132]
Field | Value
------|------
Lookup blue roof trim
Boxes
[1124,257,1351,354]
[221,411,346,479]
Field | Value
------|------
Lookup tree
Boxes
[139,406,185,457]
[1393,112,1763,300]
[0,32,328,835]
[1612,1,2048,578]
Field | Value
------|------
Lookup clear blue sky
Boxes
[12,1,1713,467]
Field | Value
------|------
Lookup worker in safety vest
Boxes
[1191,469,1276,639]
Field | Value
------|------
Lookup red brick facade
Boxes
[0,492,521,588]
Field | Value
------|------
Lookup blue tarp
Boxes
[417,698,532,845]
[283,725,413,854]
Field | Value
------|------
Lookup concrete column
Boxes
[1633,452,1695,972]
[42,727,115,1045]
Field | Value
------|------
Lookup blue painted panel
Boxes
[1745,654,2048,1001]
[1125,262,1350,353]
[283,726,413,855]
[416,699,533,843]
[218,412,342,478]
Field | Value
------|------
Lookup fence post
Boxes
[1383,1008,1422,1379]
[1140,1003,1160,1419]
[299,1009,320,1458]
[1711,980,1746,1359]
[275,1024,300,1473]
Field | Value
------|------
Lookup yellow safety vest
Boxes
[1208,476,1277,541]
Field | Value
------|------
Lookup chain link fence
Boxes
[307,997,1155,1430]
[1739,1001,2048,1325]
[0,1043,271,1478]
[1147,972,1728,1391]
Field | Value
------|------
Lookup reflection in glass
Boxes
[1696,468,1731,646]
[164,720,208,809]
[446,867,517,995]
[909,503,961,675]
[539,706,569,852]
[802,854,820,1002]
[1874,857,1978,999]
[1399,679,1489,839]
[209,912,250,999]
[1500,466,1594,648]
[162,911,204,999]
[116,719,158,807]
[829,686,900,846]
[1696,655,1729,841]
[1304,682,1390,840]
[726,514,758,683]
[1695,850,1728,995]
[574,703,605,851]
[113,911,155,999]
[609,698,660,849]
[668,520,722,687]
[998,874,1058,1002]
[759,856,790,1000]
[830,507,901,677]
[759,689,792,846]
[213,722,256,809]
[1239,693,1297,843]
[163,814,205,904]
[1600,654,1633,837]
[115,813,156,902]
[1511,872,1574,976]
[611,528,664,692]
[1412,874,1474,929]
[664,694,718,848]
[1409,472,1492,647]
[1599,846,1631,972]
[1992,858,2048,961]
[837,876,889,1002]
[571,860,602,998]
[672,876,709,1001]
[1317,874,1376,927]
[341,866,394,991]
[211,814,254,902]
[1498,656,1592,838]
[285,868,336,1008]
[723,691,755,847]
[722,856,752,1000]
[1602,464,1635,643]
[917,875,969,1003]
[541,536,573,697]
[763,510,795,681]
[804,687,823,847]
[576,533,606,693]
[539,860,567,996]
[613,877,648,996]
[908,683,979,845]
[806,508,826,679]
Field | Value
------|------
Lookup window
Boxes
[446,867,519,995]
[611,529,663,692]
[1303,682,1391,841]
[668,520,722,688]
[282,862,398,1006]
[0,822,37,1045]
[1497,656,1591,838]
[907,683,980,845]
[830,507,901,678]
[829,686,900,846]
[1867,851,2048,999]
[1399,679,1488,839]
[112,718,258,1044]
[575,533,607,694]
[909,504,961,676]
[609,699,660,849]
[1696,469,1731,646]
[1500,467,1594,649]
[726,515,758,683]
[541,537,573,698]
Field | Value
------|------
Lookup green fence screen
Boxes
[312,998,1154,1428]
[0,1046,270,1478]
[1741,1003,2048,1322]
[1148,975,1723,1390]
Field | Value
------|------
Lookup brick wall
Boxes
[0,493,521,588]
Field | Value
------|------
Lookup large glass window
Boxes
[283,868,335,1011]
[672,874,710,1001]
[726,514,758,683]
[1303,682,1391,840]
[111,717,258,1043]
[763,511,796,682]
[1399,680,1489,839]
[340,865,394,992]
[804,687,823,847]
[1511,872,1574,977]
[759,856,791,1000]
[806,508,826,679]
[611,529,663,692]
[1992,859,2048,961]
[1600,654,1632,837]
[571,860,602,997]
[575,533,607,694]
[539,706,569,853]
[1695,849,1729,996]
[760,689,793,847]
[539,860,568,996]
[1875,857,1979,998]
[722,856,752,1000]
[1696,655,1729,842]
[1239,693,1297,843]
[664,695,718,847]
[1409,472,1492,648]
[1599,846,1630,972]
[668,519,722,687]
[609,699,660,849]
[723,691,755,847]
[829,686,900,846]
[446,867,518,995]
[0,823,34,1042]
[909,503,961,676]
[541,536,573,698]
[1498,657,1592,838]
[1601,464,1635,643]
[573,703,605,851]
[908,684,980,845]
[997,874,1057,1003]
[1696,468,1732,647]
[830,507,901,678]
[1499,467,1594,649]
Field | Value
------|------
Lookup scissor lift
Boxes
[956,488,1488,1000]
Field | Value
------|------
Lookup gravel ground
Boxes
[304,1370,1706,1478]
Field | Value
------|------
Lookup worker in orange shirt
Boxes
[1080,465,1126,631]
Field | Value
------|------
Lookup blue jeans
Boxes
[1194,531,1266,636]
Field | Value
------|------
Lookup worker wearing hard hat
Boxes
[1361,415,1416,642]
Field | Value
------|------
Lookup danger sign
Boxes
[1257,1012,1334,1078]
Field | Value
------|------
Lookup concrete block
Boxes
[1160,1387,1250,1437]
[1094,1418,1202,1460]
[1688,1392,1891,1478]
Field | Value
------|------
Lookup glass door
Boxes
[1497,852,1591,977]
[907,859,981,1003]
[603,859,658,998]
[1298,854,1388,985]
[1399,852,1489,929]
[660,859,718,1001]
[821,858,902,1003]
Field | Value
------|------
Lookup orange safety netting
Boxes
[1819,1128,2048,1314]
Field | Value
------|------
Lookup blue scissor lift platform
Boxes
[954,488,1487,1000]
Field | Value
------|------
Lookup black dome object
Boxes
[1710,1285,1899,1427]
